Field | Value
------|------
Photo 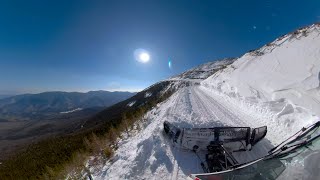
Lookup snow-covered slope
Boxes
[169,58,235,80]
[88,23,320,180]
[202,24,320,142]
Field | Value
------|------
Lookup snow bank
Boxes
[127,101,136,107]
[202,24,320,144]
[92,91,185,179]
[60,108,83,114]
[144,92,152,98]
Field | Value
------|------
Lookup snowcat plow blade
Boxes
[250,126,267,146]
[181,127,251,151]
[163,121,181,143]
[163,121,268,175]
[163,121,267,151]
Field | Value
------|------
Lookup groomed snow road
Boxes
[93,85,273,180]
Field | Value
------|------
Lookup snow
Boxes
[144,92,152,98]
[127,101,136,107]
[202,24,320,144]
[59,108,82,114]
[88,24,320,179]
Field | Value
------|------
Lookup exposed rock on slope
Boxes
[170,58,235,80]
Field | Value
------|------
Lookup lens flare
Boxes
[168,60,172,69]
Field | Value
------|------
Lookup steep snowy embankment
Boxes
[202,24,320,144]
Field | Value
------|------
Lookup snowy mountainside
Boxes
[88,23,320,180]
[202,23,320,140]
[169,58,235,80]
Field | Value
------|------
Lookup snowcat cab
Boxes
[163,121,267,173]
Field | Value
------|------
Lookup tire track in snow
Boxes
[189,87,224,127]
[192,86,247,126]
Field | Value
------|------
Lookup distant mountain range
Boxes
[0,94,13,100]
[0,90,136,121]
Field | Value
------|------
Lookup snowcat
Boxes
[163,121,320,180]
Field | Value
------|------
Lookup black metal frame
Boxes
[181,126,251,145]
[163,121,268,173]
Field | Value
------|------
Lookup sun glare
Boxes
[134,49,150,63]
[139,52,150,63]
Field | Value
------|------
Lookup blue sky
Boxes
[0,0,319,94]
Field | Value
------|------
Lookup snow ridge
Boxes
[169,58,235,80]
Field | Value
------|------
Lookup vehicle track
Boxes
[194,87,248,126]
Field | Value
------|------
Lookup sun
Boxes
[139,52,150,63]
[134,49,151,63]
